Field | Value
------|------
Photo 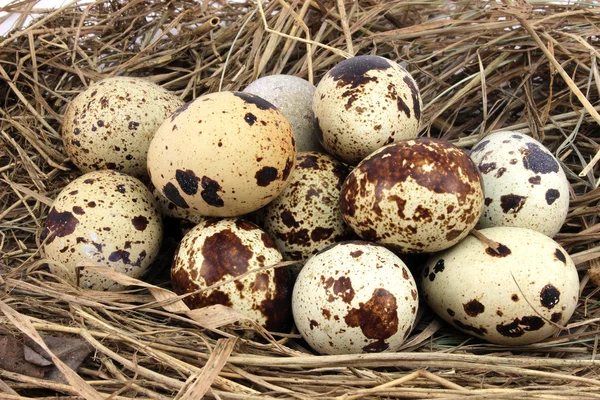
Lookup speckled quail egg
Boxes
[43,170,163,290]
[243,75,323,152]
[292,241,419,355]
[421,227,580,345]
[147,91,296,217]
[171,218,293,334]
[62,77,183,178]
[340,138,484,253]
[313,55,422,165]
[262,152,353,275]
[470,131,570,238]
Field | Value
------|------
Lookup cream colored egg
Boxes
[43,170,163,290]
[340,138,484,253]
[470,131,570,237]
[262,152,352,275]
[171,218,293,334]
[292,241,419,355]
[62,77,183,178]
[421,227,580,345]
[313,55,422,165]
[149,182,207,226]
[244,75,323,152]
[147,91,296,217]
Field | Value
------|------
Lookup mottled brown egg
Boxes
[292,241,419,354]
[340,138,484,253]
[421,227,580,345]
[147,91,296,217]
[171,218,293,334]
[43,170,163,290]
[62,77,183,178]
[313,55,422,165]
[262,152,353,275]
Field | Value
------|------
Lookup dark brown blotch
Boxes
[529,175,541,185]
[200,176,224,207]
[311,227,334,242]
[545,189,560,205]
[333,276,355,304]
[521,142,559,174]
[540,284,560,309]
[255,267,293,332]
[232,91,277,110]
[329,55,390,89]
[176,169,199,196]
[463,299,485,317]
[496,316,545,338]
[478,162,496,174]
[403,75,421,121]
[344,288,398,345]
[72,206,85,215]
[453,319,487,336]
[485,244,511,258]
[132,215,148,231]
[500,194,527,214]
[298,154,320,170]
[244,112,257,126]
[200,229,254,286]
[280,211,300,228]
[43,208,79,243]
[554,248,567,264]
[163,183,189,208]
[255,166,278,187]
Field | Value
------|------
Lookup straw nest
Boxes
[1,0,600,398]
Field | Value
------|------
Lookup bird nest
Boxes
[1,0,599,399]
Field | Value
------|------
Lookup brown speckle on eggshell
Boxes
[147,91,296,217]
[62,77,183,178]
[171,218,293,335]
[340,138,484,253]
[43,170,163,291]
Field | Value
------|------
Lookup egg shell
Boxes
[292,241,419,355]
[171,218,293,334]
[262,152,353,274]
[313,55,422,165]
[147,91,296,217]
[62,77,183,178]
[149,182,207,226]
[421,227,580,345]
[340,138,484,253]
[243,75,323,152]
[469,131,570,237]
[43,170,163,291]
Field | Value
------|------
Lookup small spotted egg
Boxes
[340,138,484,253]
[147,91,296,217]
[43,170,163,291]
[313,55,422,165]
[292,241,419,355]
[470,131,570,238]
[262,152,353,275]
[243,75,323,152]
[171,218,292,335]
[421,227,580,345]
[62,77,183,178]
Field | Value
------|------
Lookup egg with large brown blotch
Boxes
[43,170,163,290]
[470,131,570,238]
[171,218,293,335]
[147,91,296,217]
[62,77,183,178]
[262,151,353,275]
[292,241,419,354]
[313,55,422,165]
[340,138,484,253]
[421,227,580,345]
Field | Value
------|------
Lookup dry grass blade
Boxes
[1,0,599,398]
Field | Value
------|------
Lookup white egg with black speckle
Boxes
[421,227,580,345]
[470,131,570,237]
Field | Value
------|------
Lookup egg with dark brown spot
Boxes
[340,138,484,253]
[43,170,163,290]
[470,131,570,237]
[422,227,579,345]
[62,77,183,178]
[147,91,296,217]
[292,241,418,354]
[313,55,422,165]
[171,218,292,335]
[263,152,353,275]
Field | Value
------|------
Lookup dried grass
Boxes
[1,0,599,398]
